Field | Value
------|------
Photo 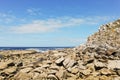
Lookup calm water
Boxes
[0,47,73,52]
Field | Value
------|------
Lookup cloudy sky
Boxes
[0,0,120,47]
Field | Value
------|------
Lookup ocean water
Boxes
[0,47,72,52]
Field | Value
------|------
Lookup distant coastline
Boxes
[0,46,73,52]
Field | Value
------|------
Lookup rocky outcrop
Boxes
[0,19,120,80]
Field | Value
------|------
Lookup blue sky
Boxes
[0,0,120,47]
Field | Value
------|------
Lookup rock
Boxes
[0,60,14,70]
[50,65,59,70]
[0,62,7,70]
[56,69,66,79]
[100,68,112,75]
[2,67,17,74]
[67,67,79,74]
[94,60,106,69]
[63,58,76,68]
[81,69,91,76]
[20,67,33,73]
[116,70,120,76]
[48,70,58,74]
[55,57,64,65]
[108,60,120,69]
[63,58,70,67]
[17,62,23,67]
[0,76,4,80]
[66,60,76,68]
[47,74,58,80]
[14,72,32,80]
[106,49,116,55]
[32,72,40,79]
[7,62,15,67]
[54,52,67,57]
[33,67,42,73]
[41,64,50,68]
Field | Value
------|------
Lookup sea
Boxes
[0,47,73,52]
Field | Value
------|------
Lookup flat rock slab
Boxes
[108,60,120,69]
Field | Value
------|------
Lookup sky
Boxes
[0,0,120,47]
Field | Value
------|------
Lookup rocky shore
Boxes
[0,19,120,80]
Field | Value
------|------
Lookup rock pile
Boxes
[0,19,120,80]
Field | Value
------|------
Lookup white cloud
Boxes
[11,17,85,33]
[27,8,42,16]
[0,13,16,23]
[10,16,117,34]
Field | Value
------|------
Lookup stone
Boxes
[100,68,112,75]
[41,64,50,68]
[17,62,23,67]
[0,62,7,70]
[106,49,116,55]
[94,60,106,68]
[63,58,70,67]
[81,69,91,76]
[0,76,4,80]
[33,67,42,73]
[108,60,120,69]
[48,70,58,74]
[50,65,59,70]
[54,52,67,57]
[20,67,33,73]
[63,58,76,68]
[56,69,66,79]
[66,60,76,68]
[2,67,17,74]
[32,72,40,79]
[14,72,32,80]
[47,74,58,80]
[55,57,64,65]
[67,67,79,74]
[116,70,120,76]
